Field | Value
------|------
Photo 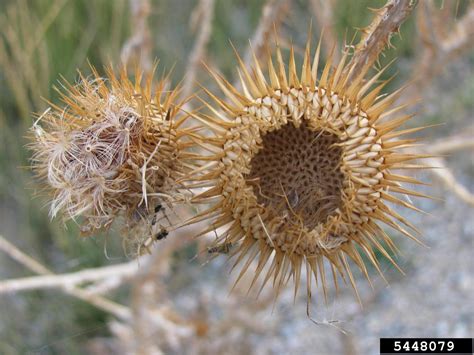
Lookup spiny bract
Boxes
[186,35,431,301]
[30,66,192,251]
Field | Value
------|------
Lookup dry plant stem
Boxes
[413,133,474,206]
[84,276,127,295]
[309,0,339,62]
[428,135,474,154]
[232,0,291,92]
[0,261,140,294]
[426,157,474,206]
[121,0,152,73]
[345,0,418,83]
[181,0,215,101]
[0,253,140,294]
[130,226,196,353]
[0,235,132,320]
[62,287,131,321]
[0,235,50,274]
[415,2,474,89]
[243,0,291,68]
[441,4,474,54]
[400,4,474,207]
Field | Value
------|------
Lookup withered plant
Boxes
[30,66,194,252]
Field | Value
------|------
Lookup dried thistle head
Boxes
[30,65,191,249]
[186,36,431,301]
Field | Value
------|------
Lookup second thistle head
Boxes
[30,65,191,244]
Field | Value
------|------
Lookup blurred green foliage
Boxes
[0,1,131,353]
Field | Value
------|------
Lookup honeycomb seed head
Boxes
[185,35,431,301]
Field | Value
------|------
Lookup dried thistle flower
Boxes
[186,36,431,301]
[30,66,191,249]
